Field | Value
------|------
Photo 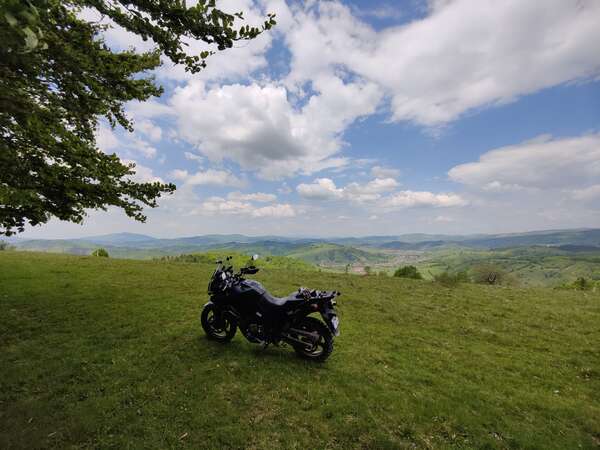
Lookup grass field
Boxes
[1,252,599,449]
[417,247,600,287]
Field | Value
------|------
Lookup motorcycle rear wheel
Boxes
[292,316,334,362]
[201,303,237,342]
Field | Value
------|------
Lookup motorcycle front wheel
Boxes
[291,316,334,362]
[200,303,237,342]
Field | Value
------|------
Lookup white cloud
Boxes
[449,133,600,190]
[252,203,296,217]
[227,191,277,202]
[347,177,399,194]
[95,123,157,159]
[200,196,295,218]
[296,177,465,211]
[297,177,399,202]
[122,159,164,184]
[96,124,119,152]
[169,168,245,187]
[156,0,274,83]
[127,100,176,120]
[380,191,467,209]
[571,184,600,203]
[81,1,273,84]
[184,152,204,164]
[127,137,158,159]
[135,120,162,142]
[170,78,381,179]
[284,0,600,126]
[354,4,403,20]
[297,178,344,200]
[371,165,400,178]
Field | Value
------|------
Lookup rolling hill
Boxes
[7,229,600,285]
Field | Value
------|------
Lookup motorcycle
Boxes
[200,255,341,362]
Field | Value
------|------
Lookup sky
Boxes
[22,0,600,238]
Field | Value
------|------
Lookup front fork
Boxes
[205,301,238,328]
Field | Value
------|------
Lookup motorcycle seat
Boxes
[261,291,303,307]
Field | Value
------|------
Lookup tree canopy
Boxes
[0,0,275,236]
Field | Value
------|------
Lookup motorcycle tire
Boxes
[292,316,334,362]
[200,303,237,343]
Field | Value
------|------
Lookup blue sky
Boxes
[24,0,600,238]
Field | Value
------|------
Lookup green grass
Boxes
[154,251,316,272]
[286,243,391,266]
[1,252,599,449]
[417,247,600,287]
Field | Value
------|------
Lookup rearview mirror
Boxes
[252,254,259,261]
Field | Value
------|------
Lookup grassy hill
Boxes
[285,243,391,266]
[418,246,600,287]
[1,252,599,449]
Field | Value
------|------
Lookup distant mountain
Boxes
[9,228,600,262]
[79,233,157,245]
[379,240,454,251]
[460,229,600,249]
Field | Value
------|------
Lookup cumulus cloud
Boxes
[96,124,119,152]
[184,152,204,164]
[95,124,158,159]
[296,176,461,211]
[122,160,164,184]
[380,191,467,209]
[135,120,162,142]
[371,165,401,178]
[81,1,273,84]
[170,78,381,179]
[200,196,295,217]
[449,133,600,190]
[283,0,600,126]
[227,191,277,202]
[297,177,399,201]
[169,168,245,187]
[297,178,344,200]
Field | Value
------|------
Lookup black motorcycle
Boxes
[200,255,341,362]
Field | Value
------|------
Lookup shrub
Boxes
[364,266,372,275]
[573,277,591,290]
[91,248,109,257]
[394,265,423,280]
[433,270,469,287]
[470,264,513,285]
[0,240,8,251]
[556,277,596,291]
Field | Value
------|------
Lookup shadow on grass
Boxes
[196,335,330,370]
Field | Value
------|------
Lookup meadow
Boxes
[1,252,599,449]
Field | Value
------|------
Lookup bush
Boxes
[433,270,469,287]
[0,240,9,251]
[394,265,423,280]
[364,266,372,275]
[91,248,109,257]
[556,277,597,291]
[573,277,591,290]
[470,264,512,285]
